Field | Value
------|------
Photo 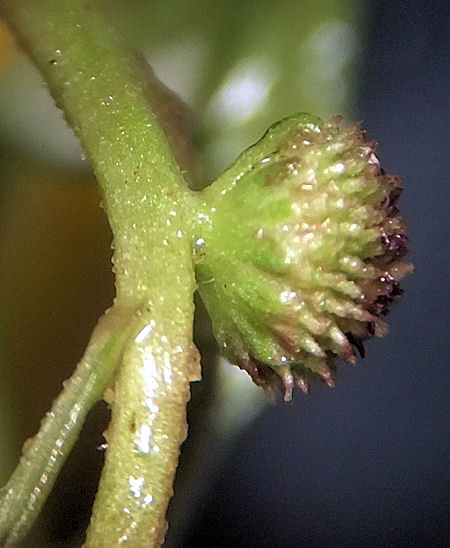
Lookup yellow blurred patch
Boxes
[0,176,114,444]
[0,18,17,76]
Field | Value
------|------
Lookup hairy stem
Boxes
[86,307,200,547]
[2,0,201,544]
[1,0,195,303]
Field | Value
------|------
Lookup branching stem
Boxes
[0,306,138,545]
[1,0,201,545]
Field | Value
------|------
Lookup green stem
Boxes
[86,306,200,547]
[0,306,138,545]
[2,0,201,545]
[1,0,194,304]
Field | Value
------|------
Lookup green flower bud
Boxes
[193,114,412,401]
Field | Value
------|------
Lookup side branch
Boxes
[0,307,139,545]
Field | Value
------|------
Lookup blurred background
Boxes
[0,1,448,546]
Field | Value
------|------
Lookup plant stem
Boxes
[2,0,201,544]
[0,306,137,545]
[1,0,194,305]
[86,306,200,547]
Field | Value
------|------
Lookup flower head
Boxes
[194,114,412,400]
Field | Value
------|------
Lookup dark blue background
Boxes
[185,2,449,546]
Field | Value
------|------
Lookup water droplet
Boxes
[135,323,153,343]
[143,494,153,505]
[129,476,145,497]
[197,213,210,224]
[135,424,152,454]
[280,290,297,303]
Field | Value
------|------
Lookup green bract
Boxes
[193,114,412,400]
